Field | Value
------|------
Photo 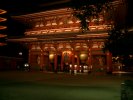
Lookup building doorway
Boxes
[57,55,61,71]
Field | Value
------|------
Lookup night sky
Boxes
[0,0,70,15]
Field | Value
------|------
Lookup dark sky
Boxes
[0,0,70,15]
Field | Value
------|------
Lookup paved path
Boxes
[0,71,133,100]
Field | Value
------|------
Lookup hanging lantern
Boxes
[79,52,88,63]
[49,53,54,63]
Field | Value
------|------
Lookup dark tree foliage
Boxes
[104,27,133,67]
[70,0,133,68]
[70,0,112,31]
[126,0,133,29]
[103,0,133,67]
[104,28,133,55]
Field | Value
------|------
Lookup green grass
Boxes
[0,71,133,100]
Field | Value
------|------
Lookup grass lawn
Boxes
[0,71,133,100]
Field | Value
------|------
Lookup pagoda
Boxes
[0,9,7,46]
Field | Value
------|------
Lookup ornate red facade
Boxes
[11,8,114,73]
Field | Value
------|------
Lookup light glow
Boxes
[0,26,7,30]
[0,9,7,14]
[0,17,7,22]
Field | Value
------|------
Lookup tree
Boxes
[104,28,133,69]
[103,0,133,69]
[70,0,112,31]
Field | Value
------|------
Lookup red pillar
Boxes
[28,50,31,65]
[88,48,92,72]
[72,50,75,72]
[61,53,64,71]
[106,51,112,73]
[54,53,57,72]
[40,51,44,71]
[77,54,80,71]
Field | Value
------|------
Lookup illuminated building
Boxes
[7,0,126,73]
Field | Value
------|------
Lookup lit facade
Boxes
[9,7,114,73]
